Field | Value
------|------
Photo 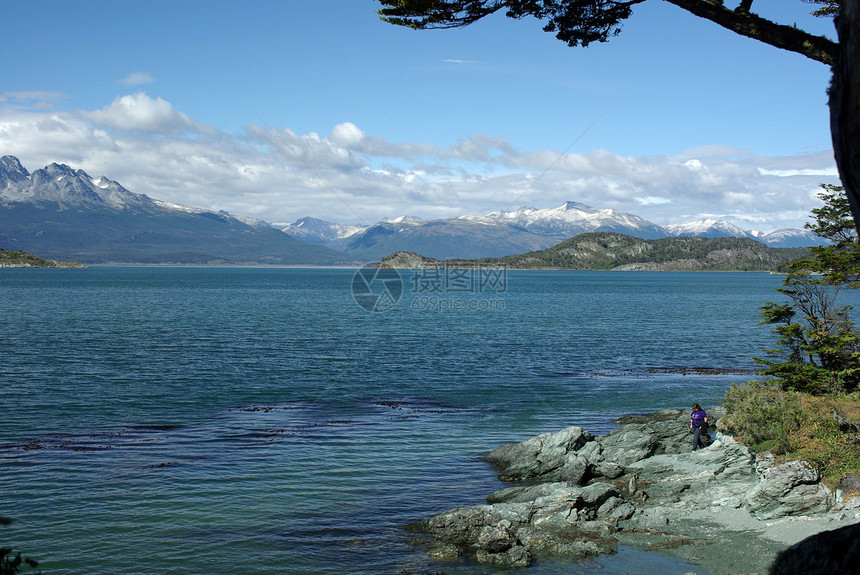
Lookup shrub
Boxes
[722,380,804,454]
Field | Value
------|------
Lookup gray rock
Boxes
[597,496,636,521]
[416,409,847,570]
[515,525,618,558]
[836,473,860,493]
[746,460,834,519]
[424,481,623,565]
[485,426,594,481]
[476,544,532,568]
[596,426,658,466]
[622,506,673,530]
[426,505,509,546]
[425,541,462,559]
[476,521,518,553]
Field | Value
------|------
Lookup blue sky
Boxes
[0,0,841,231]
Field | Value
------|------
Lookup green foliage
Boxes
[376,0,839,65]
[723,380,804,454]
[456,233,807,271]
[723,384,860,487]
[801,0,842,17]
[756,185,860,394]
[377,0,635,46]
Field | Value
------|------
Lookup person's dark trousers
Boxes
[692,427,704,451]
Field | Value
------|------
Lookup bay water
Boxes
[1,267,783,574]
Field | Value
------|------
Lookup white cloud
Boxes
[0,93,841,233]
[635,196,671,206]
[84,92,211,135]
[328,122,365,148]
[120,72,155,86]
[758,167,839,177]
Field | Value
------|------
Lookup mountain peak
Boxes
[0,157,152,210]
[0,155,31,189]
[559,200,593,211]
[279,216,367,244]
[663,219,752,239]
[381,215,423,224]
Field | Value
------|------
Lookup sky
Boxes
[0,0,843,232]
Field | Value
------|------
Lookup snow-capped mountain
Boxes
[308,202,671,260]
[663,219,757,239]
[0,155,344,264]
[469,201,666,239]
[754,228,826,248]
[0,157,153,210]
[278,216,368,244]
[0,155,30,187]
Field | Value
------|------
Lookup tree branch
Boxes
[662,0,838,65]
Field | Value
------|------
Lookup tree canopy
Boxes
[757,186,860,395]
[379,1,839,62]
[377,1,860,232]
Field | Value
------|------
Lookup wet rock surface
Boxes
[413,408,860,572]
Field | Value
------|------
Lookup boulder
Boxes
[596,426,658,466]
[423,482,623,565]
[746,460,835,519]
[485,426,594,481]
[476,544,532,568]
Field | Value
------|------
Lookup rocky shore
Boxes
[410,409,860,574]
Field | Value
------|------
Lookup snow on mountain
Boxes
[0,155,30,188]
[381,215,424,224]
[758,228,828,248]
[663,219,756,239]
[471,201,666,239]
[0,159,154,210]
[663,220,826,247]
[0,156,346,265]
[278,216,368,244]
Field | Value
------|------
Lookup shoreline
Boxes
[413,408,860,574]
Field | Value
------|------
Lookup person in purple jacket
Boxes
[691,403,708,452]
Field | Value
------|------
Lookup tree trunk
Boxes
[831,0,860,232]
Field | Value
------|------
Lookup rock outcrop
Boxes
[412,409,860,571]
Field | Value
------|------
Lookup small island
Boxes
[0,248,85,268]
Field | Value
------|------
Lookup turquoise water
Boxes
[1,268,782,574]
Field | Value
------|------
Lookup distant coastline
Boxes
[0,249,85,269]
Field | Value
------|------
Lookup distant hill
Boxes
[0,156,349,265]
[379,232,811,272]
[0,248,85,268]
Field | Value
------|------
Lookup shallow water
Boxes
[1,267,783,573]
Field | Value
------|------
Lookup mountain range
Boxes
[0,155,825,264]
[279,202,824,261]
[0,156,347,265]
